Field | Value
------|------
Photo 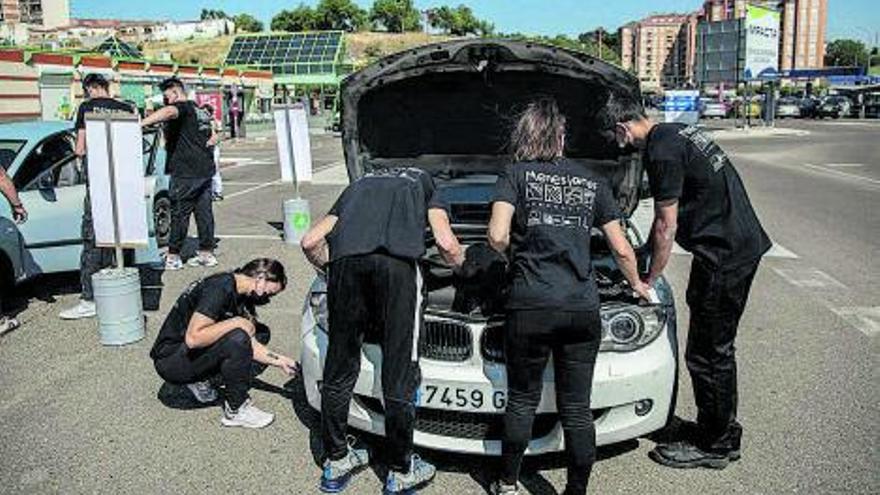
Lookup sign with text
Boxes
[663,90,700,125]
[743,4,780,80]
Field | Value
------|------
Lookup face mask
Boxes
[247,292,272,306]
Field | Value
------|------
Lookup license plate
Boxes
[418,384,507,412]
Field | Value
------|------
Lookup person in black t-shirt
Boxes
[59,73,137,321]
[605,97,771,469]
[301,168,463,494]
[487,98,650,495]
[150,258,298,429]
[142,77,217,271]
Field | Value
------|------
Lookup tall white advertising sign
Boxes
[743,4,780,80]
[273,103,313,184]
[85,114,148,248]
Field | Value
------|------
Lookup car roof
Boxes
[0,121,72,140]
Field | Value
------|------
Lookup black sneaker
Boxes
[648,441,731,470]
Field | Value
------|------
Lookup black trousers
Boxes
[168,176,215,256]
[501,309,602,495]
[685,257,761,454]
[322,253,422,472]
[80,192,116,301]
[154,324,270,409]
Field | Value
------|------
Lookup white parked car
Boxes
[300,39,678,456]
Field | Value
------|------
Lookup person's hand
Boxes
[12,203,27,224]
[277,356,300,377]
[233,316,256,337]
[633,281,654,303]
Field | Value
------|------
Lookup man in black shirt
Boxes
[301,168,463,494]
[606,98,771,469]
[150,258,298,428]
[60,73,137,321]
[142,77,217,271]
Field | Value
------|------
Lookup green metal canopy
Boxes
[94,36,142,59]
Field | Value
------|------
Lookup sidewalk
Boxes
[708,126,810,140]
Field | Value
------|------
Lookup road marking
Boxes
[823,163,865,168]
[216,233,282,240]
[671,241,799,259]
[219,158,272,172]
[803,163,880,187]
[831,307,880,337]
[220,181,272,186]
[222,180,282,199]
[771,267,847,290]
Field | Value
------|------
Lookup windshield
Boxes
[0,139,26,170]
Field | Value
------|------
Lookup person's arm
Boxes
[301,214,338,269]
[141,105,179,127]
[646,200,678,285]
[206,127,218,147]
[602,219,652,300]
[75,129,86,157]
[488,201,515,253]
[0,167,26,223]
[251,339,299,376]
[428,207,464,268]
[184,312,255,349]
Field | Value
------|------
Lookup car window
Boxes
[0,139,26,171]
[14,132,75,190]
[143,130,158,175]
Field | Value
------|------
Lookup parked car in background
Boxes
[776,97,801,118]
[798,97,820,119]
[700,98,730,119]
[863,92,880,119]
[817,95,852,119]
[300,39,679,456]
[0,121,166,295]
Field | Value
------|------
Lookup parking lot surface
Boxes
[1,119,878,494]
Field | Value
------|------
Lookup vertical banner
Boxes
[663,90,700,124]
[743,5,780,81]
[273,103,313,184]
[85,114,148,247]
[195,92,223,121]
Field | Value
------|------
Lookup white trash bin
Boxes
[93,267,145,346]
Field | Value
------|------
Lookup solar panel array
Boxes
[225,31,343,76]
[94,37,142,59]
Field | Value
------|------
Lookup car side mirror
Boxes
[37,172,55,191]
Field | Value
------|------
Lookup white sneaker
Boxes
[185,380,218,403]
[59,300,97,320]
[384,455,436,493]
[187,252,218,267]
[220,398,274,429]
[165,255,184,271]
[0,316,20,336]
[490,480,520,495]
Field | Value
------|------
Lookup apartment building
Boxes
[618,13,699,91]
[12,0,69,29]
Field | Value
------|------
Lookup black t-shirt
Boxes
[493,159,622,311]
[150,272,243,360]
[327,167,439,262]
[164,101,216,179]
[74,97,136,131]
[645,123,771,268]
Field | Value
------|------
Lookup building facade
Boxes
[12,0,69,28]
[618,14,699,91]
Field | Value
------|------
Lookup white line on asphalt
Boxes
[222,180,283,199]
[823,163,865,168]
[771,267,847,290]
[216,234,282,240]
[220,159,272,172]
[831,307,880,337]
[802,163,880,187]
[220,181,272,186]
[670,241,799,259]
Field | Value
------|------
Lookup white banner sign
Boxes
[85,115,148,247]
[743,4,780,80]
[273,104,313,184]
[663,90,700,125]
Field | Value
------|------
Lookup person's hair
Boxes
[82,73,109,92]
[235,258,287,290]
[601,93,647,129]
[509,97,566,162]
[159,77,185,92]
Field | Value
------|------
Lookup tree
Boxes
[371,0,422,33]
[825,39,869,67]
[233,13,263,33]
[428,5,493,36]
[200,9,228,20]
[315,0,369,32]
[271,5,318,32]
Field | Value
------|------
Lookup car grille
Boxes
[480,322,505,364]
[357,395,609,441]
[420,319,472,362]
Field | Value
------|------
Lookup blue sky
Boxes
[69,0,879,43]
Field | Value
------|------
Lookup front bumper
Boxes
[300,305,677,456]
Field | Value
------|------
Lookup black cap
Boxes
[82,73,109,91]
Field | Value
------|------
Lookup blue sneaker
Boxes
[319,442,370,493]
[383,455,436,494]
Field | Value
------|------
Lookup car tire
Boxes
[153,195,171,247]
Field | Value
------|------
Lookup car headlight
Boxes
[306,274,328,333]
[600,303,667,352]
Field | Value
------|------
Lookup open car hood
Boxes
[340,39,644,216]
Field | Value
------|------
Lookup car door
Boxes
[12,131,86,274]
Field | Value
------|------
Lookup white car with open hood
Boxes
[299,39,678,455]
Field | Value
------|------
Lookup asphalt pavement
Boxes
[0,119,877,494]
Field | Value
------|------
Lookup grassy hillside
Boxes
[141,36,234,66]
